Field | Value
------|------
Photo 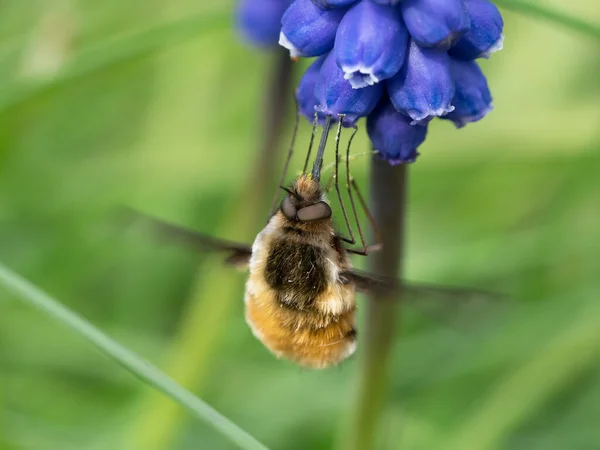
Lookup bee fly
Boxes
[126,112,501,369]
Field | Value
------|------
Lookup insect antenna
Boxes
[268,96,300,219]
[310,114,333,182]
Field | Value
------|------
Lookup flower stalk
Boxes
[251,48,295,203]
[348,158,408,450]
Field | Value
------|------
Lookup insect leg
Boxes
[268,97,301,221]
[333,115,357,245]
[302,110,319,174]
[323,170,336,193]
[344,127,382,256]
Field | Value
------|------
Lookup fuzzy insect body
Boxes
[245,176,357,368]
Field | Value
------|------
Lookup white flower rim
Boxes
[409,105,455,125]
[341,63,380,89]
[453,104,494,128]
[278,32,300,58]
[481,34,504,59]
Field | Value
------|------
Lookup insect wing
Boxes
[122,208,253,268]
[341,269,511,327]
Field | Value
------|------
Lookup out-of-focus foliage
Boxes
[0,1,599,449]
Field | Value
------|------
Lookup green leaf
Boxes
[0,261,269,450]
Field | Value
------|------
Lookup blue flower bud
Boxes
[367,100,428,164]
[370,0,401,5]
[401,0,470,50]
[449,0,504,60]
[387,41,454,124]
[444,58,492,128]
[315,51,384,126]
[311,0,359,9]
[237,0,292,47]
[279,0,346,57]
[335,1,409,88]
[296,56,328,123]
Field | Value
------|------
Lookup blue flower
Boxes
[279,0,347,57]
[387,40,454,124]
[334,1,409,88]
[315,51,384,126]
[268,0,504,163]
[296,56,328,123]
[367,99,428,164]
[370,0,401,5]
[449,0,504,60]
[443,58,493,128]
[311,0,359,8]
[401,0,471,50]
[236,0,293,47]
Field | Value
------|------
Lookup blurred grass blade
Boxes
[496,0,600,40]
[0,261,269,450]
[0,9,230,112]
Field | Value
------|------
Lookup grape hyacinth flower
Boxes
[444,58,493,127]
[273,0,504,164]
[367,99,428,163]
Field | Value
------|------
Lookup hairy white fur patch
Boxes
[342,339,358,360]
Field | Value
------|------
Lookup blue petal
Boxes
[315,51,384,126]
[280,0,347,57]
[387,40,454,124]
[449,0,504,60]
[237,0,292,48]
[369,0,401,6]
[335,1,409,88]
[367,99,428,164]
[401,0,470,50]
[296,56,328,124]
[443,58,493,128]
[311,0,359,9]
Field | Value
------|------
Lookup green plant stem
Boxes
[496,0,600,40]
[127,48,294,450]
[0,262,268,450]
[348,160,408,450]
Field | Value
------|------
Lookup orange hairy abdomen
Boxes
[245,291,357,369]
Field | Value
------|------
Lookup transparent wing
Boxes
[342,269,507,299]
[340,268,513,327]
[120,208,253,269]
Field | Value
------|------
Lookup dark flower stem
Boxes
[349,158,408,450]
[250,48,295,207]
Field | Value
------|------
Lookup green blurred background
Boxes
[1,1,599,449]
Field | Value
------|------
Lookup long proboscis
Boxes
[310,115,332,182]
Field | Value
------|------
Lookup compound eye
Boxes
[297,201,332,223]
[280,196,297,220]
